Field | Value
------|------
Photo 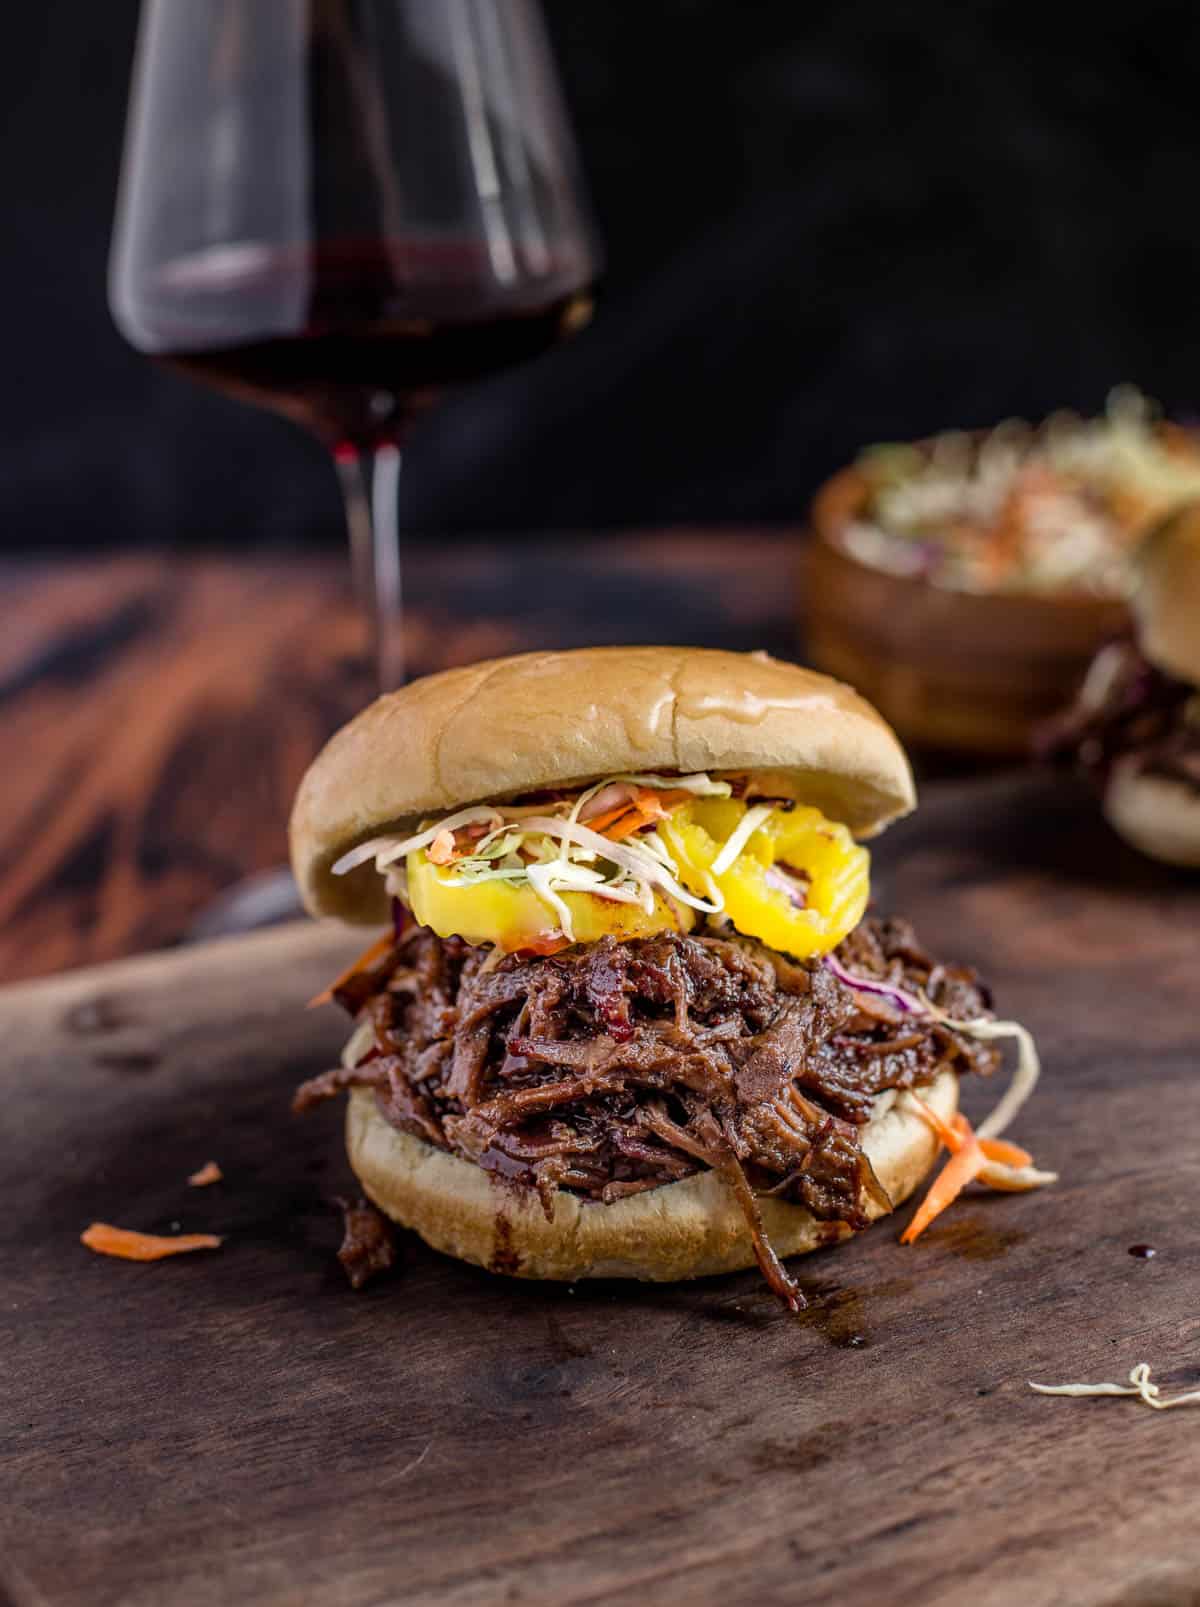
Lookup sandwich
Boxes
[1039,504,1200,866]
[291,647,1048,1307]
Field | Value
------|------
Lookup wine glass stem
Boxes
[336,444,405,691]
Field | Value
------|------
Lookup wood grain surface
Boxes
[0,537,793,983]
[4,772,1199,1607]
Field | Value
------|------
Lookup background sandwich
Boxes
[1040,504,1200,866]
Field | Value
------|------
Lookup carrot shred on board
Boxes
[905,1092,960,1150]
[187,1161,223,1187]
[903,1094,1049,1231]
[81,1223,223,1261]
[979,1135,1033,1169]
[906,1093,1032,1170]
[900,1117,987,1244]
[307,932,394,1009]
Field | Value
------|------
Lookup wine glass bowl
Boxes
[110,0,600,685]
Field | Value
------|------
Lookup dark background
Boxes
[5,1,1200,551]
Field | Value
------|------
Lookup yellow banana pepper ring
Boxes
[660,798,869,958]
[407,849,694,951]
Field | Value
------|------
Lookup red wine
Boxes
[135,241,593,448]
[163,300,590,448]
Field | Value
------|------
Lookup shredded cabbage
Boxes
[823,956,1043,1141]
[609,772,732,797]
[710,803,775,876]
[823,953,926,1014]
[958,1016,1041,1140]
[335,773,733,943]
[332,805,506,875]
[514,814,722,937]
[1031,1364,1200,1412]
[843,386,1200,595]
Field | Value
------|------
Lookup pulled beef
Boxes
[1037,639,1200,792]
[296,916,998,1308]
[335,1196,397,1290]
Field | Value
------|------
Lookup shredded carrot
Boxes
[900,1099,1038,1242]
[584,788,658,836]
[427,829,457,866]
[900,1116,987,1244]
[595,789,692,842]
[906,1092,960,1150]
[81,1223,223,1261]
[187,1161,223,1187]
[307,932,394,1009]
[585,802,641,835]
[584,808,626,836]
[603,807,660,841]
[979,1135,1032,1169]
[906,1093,1032,1169]
[510,933,571,957]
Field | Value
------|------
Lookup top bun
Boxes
[1134,504,1200,685]
[290,646,916,924]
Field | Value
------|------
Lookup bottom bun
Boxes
[346,1069,957,1283]
[1104,762,1200,868]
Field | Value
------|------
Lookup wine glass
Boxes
[110,0,600,690]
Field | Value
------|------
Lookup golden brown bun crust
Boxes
[290,647,915,923]
[345,1071,955,1283]
[1134,506,1200,685]
[1104,761,1200,868]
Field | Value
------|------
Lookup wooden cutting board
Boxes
[4,773,1199,1607]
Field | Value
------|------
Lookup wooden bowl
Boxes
[800,465,1131,758]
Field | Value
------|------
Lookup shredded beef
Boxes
[296,915,999,1308]
[1037,639,1200,792]
[335,1196,397,1290]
